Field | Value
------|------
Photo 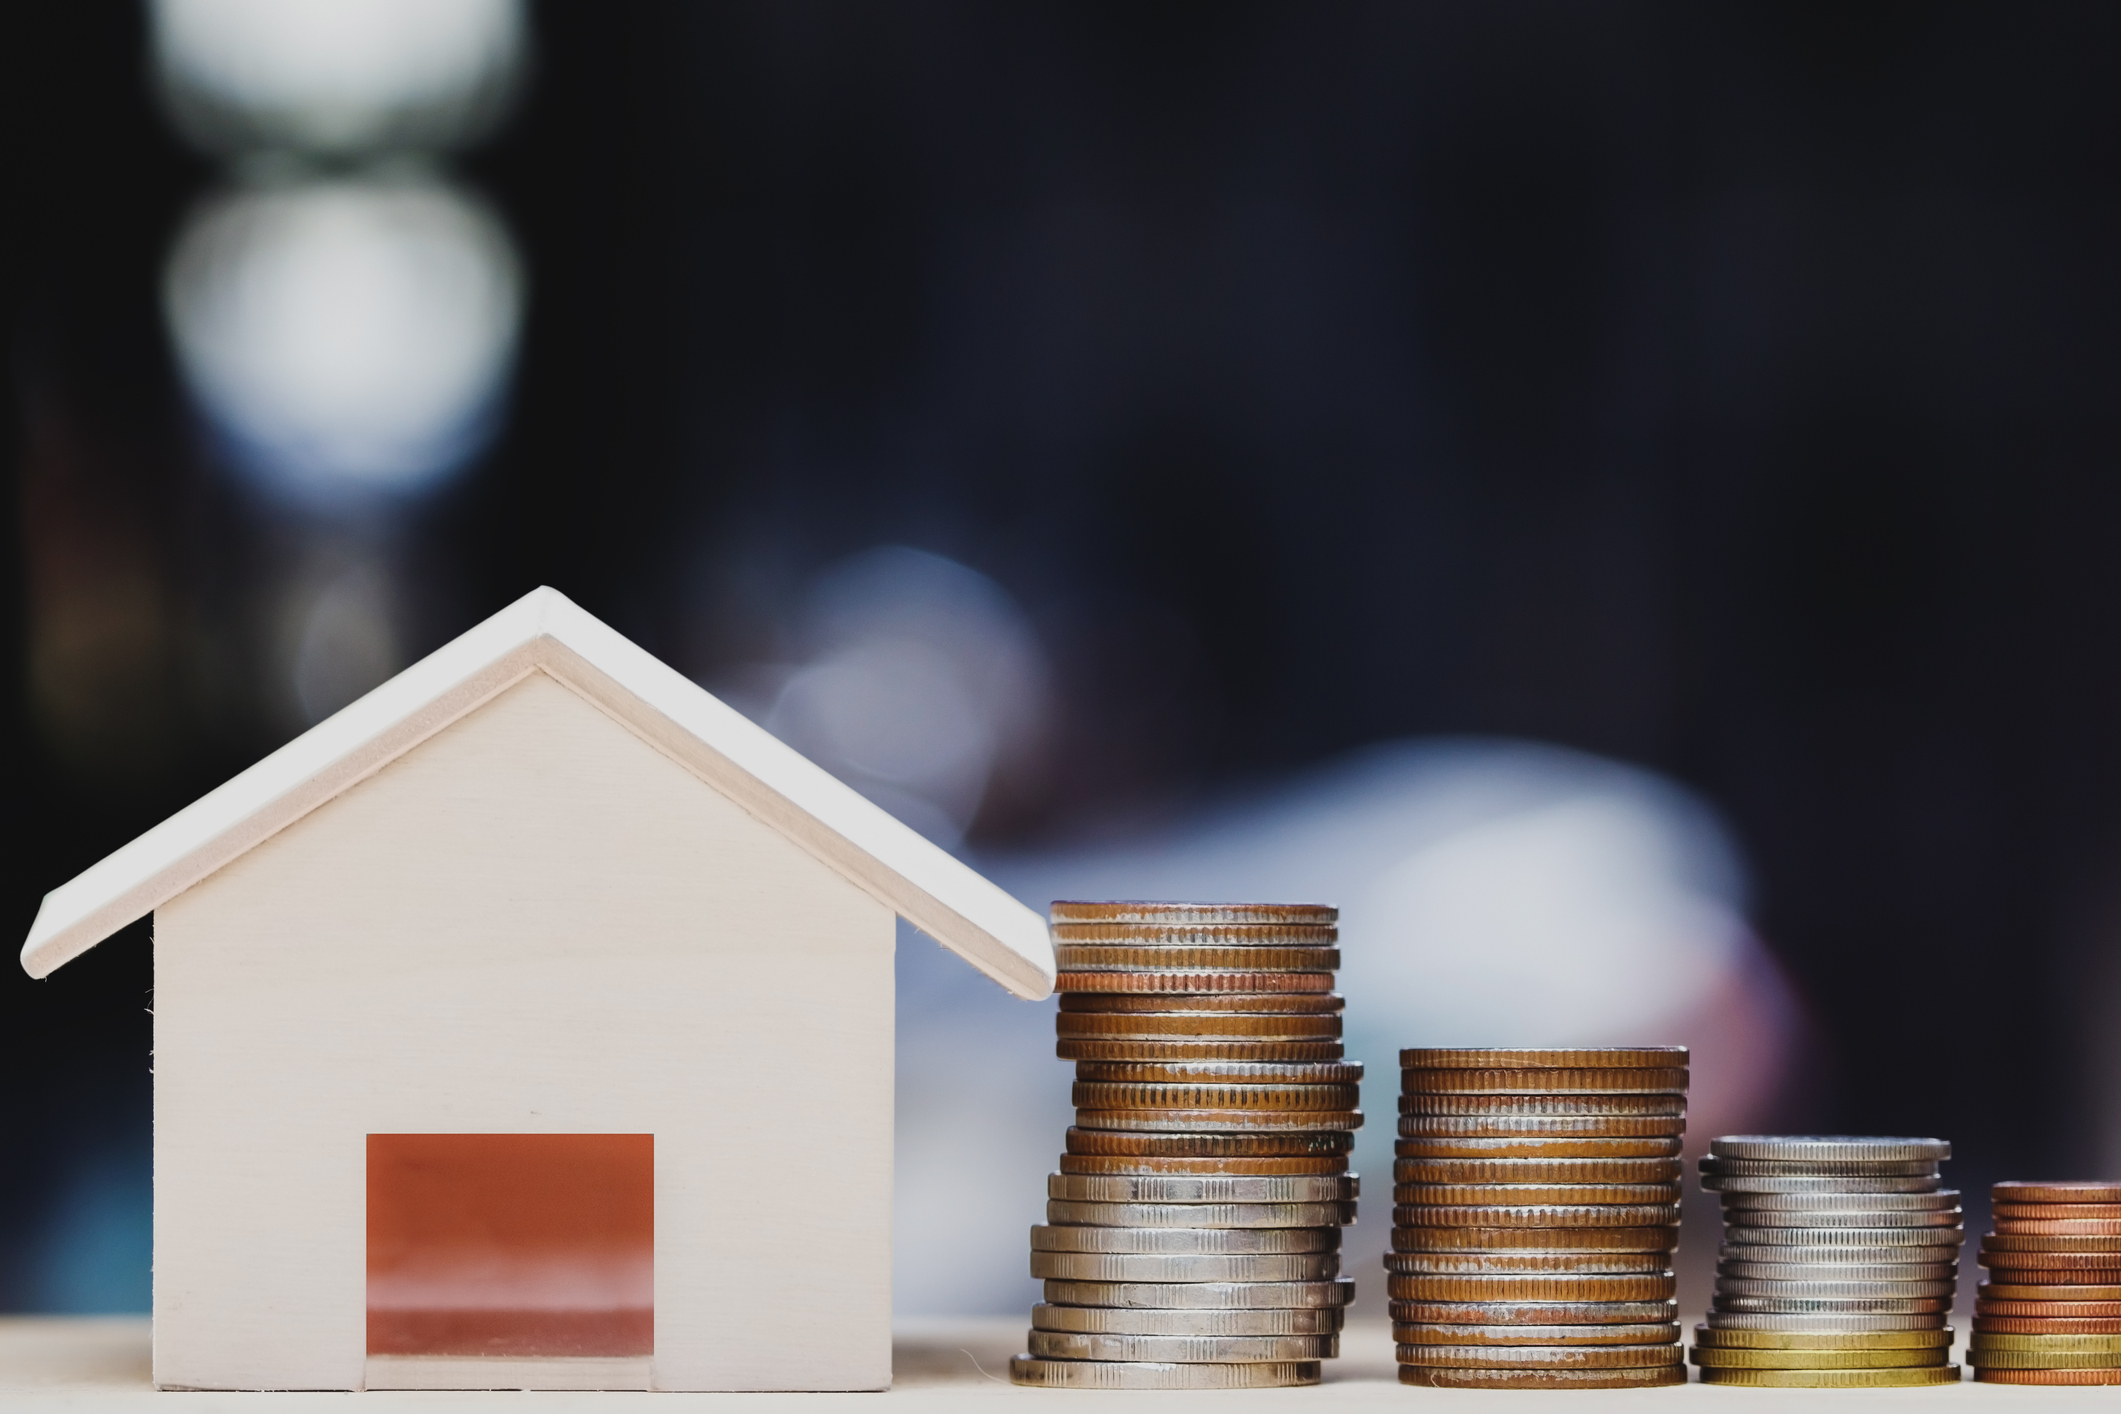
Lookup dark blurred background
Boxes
[8,0,2121,1312]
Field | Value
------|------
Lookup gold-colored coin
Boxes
[1395,1322,1680,1346]
[1049,901,1337,925]
[1395,1157,1681,1184]
[1390,1300,1676,1326]
[1076,1107,1363,1133]
[1393,1203,1682,1228]
[1066,1127,1352,1157]
[1994,1181,2121,1205]
[1970,1333,2121,1352]
[1396,1136,1683,1160]
[1060,991,1343,1014]
[1393,1181,1681,1206]
[1697,1365,1961,1387]
[1399,1114,1688,1139]
[1384,1274,1675,1302]
[1007,1356,1320,1388]
[1074,1081,1361,1111]
[1054,944,1339,971]
[1969,1350,2121,1370]
[1398,1365,1685,1388]
[1400,1066,1689,1095]
[1691,1346,1946,1369]
[1400,1047,1687,1070]
[1384,1251,1668,1275]
[1392,1225,1679,1252]
[1060,1038,1346,1062]
[1057,970,1336,994]
[1976,1368,2121,1384]
[1691,1325,1952,1349]
[1059,1153,1349,1176]
[1077,1060,1362,1084]
[1401,1093,1687,1116]
[1976,1316,2121,1332]
[1397,1343,1683,1369]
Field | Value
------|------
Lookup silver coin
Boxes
[1032,1250,1340,1282]
[1703,1312,1951,1332]
[1027,1330,1338,1362]
[1724,1225,1966,1247]
[1717,1262,1958,1282]
[1704,1174,1944,1194]
[1719,1190,1959,1212]
[1048,1173,1358,1203]
[1046,1200,1354,1228]
[1700,1157,1941,1178]
[1032,1224,1337,1254]
[1008,1357,1321,1388]
[1720,1245,1959,1266]
[1714,1297,1949,1315]
[1713,1278,1958,1300]
[1725,1209,1962,1229]
[1044,1277,1356,1309]
[1709,1136,1951,1163]
[1393,1323,1681,1346]
[1031,1303,1344,1336]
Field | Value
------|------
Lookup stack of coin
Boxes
[1970,1180,2121,1385]
[1692,1136,1961,1387]
[1009,902,1360,1390]
[1389,1047,1689,1390]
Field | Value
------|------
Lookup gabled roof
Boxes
[20,587,1055,998]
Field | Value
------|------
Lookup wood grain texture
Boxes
[154,674,894,1391]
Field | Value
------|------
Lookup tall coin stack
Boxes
[1970,1180,2121,1385]
[1691,1136,1961,1387]
[1009,902,1360,1391]
[1390,1047,1689,1390]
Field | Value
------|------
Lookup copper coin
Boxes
[1398,1366,1686,1389]
[1400,1093,1686,1117]
[1050,923,1336,945]
[1393,1225,1680,1252]
[1399,1115,1687,1139]
[1398,1342,1682,1370]
[1049,901,1337,925]
[1400,1066,1689,1096]
[1396,1136,1683,1160]
[1384,1251,1670,1275]
[1994,1182,2121,1205]
[1075,1107,1364,1132]
[1057,970,1337,994]
[1997,1202,2121,1221]
[1385,1274,1675,1303]
[1979,1301,2121,1318]
[1982,1256,2121,1274]
[1400,1047,1687,1070]
[1059,1039,1346,1062]
[1982,1283,2121,1301]
[1065,1126,1353,1157]
[1394,1182,1681,1206]
[1975,1318,2121,1334]
[1976,1369,2121,1385]
[1060,991,1344,1014]
[1054,944,1340,971]
[1998,1220,2121,1237]
[1394,1322,1680,1346]
[1077,1060,1363,1084]
[1059,1153,1350,1176]
[1387,1296,1677,1324]
[1396,1158,1682,1185]
[1394,1203,1682,1228]
[1074,1082,1362,1111]
[1985,1233,2121,1253]
[1056,1011,1342,1038]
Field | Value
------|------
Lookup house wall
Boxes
[152,670,896,1391]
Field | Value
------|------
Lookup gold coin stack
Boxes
[1971,1180,2121,1385]
[1008,902,1359,1391]
[1389,1047,1689,1390]
[1692,1135,1961,1388]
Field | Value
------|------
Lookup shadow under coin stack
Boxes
[1390,1047,1689,1390]
[1692,1135,1960,1387]
[1009,902,1360,1390]
[1971,1180,2121,1385]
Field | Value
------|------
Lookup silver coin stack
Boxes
[1009,902,1360,1390]
[1692,1135,1962,1388]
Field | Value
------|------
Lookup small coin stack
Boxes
[1691,1135,1961,1387]
[1008,901,1360,1391]
[1970,1180,2121,1385]
[1389,1047,1689,1390]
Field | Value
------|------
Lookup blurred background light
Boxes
[164,177,522,505]
[150,0,526,156]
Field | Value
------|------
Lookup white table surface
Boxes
[0,1317,2099,1409]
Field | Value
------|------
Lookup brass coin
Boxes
[1979,1308,2121,1324]
[1986,1233,2121,1253]
[1047,1172,1357,1203]
[1030,1250,1341,1282]
[1976,1368,2121,1384]
[1025,1330,1338,1362]
[1396,1136,1683,1160]
[1057,970,1337,994]
[1691,1325,1953,1349]
[1982,1282,2121,1301]
[1030,1304,1344,1336]
[1691,1346,1947,1369]
[1054,944,1340,971]
[1398,1365,1685,1388]
[1060,991,1343,1014]
[1066,1127,1352,1157]
[1697,1365,1961,1387]
[1400,1066,1689,1096]
[1970,1332,2121,1351]
[1392,1225,1679,1252]
[1393,1203,1682,1228]
[1048,901,1337,925]
[1059,1153,1349,1176]
[1047,1199,1353,1228]
[1075,1108,1363,1133]
[1395,1322,1680,1346]
[1390,1300,1676,1325]
[1076,1060,1362,1084]
[1713,1297,1948,1314]
[1032,1224,1338,1254]
[1074,1081,1360,1111]
[1997,1202,2121,1221]
[1042,1277,1354,1309]
[1969,1350,2121,1369]
[1995,1181,2121,1205]
[1385,1274,1675,1302]
[1997,1219,2121,1236]
[1056,1011,1341,1038]
[1700,1156,1940,1177]
[1399,1047,1687,1070]
[1399,1114,1687,1139]
[1710,1136,1950,1163]
[1007,1356,1319,1388]
[1384,1251,1669,1275]
[1397,1343,1682,1369]
[1395,1157,1682,1184]
[1058,1038,1345,1062]
[1394,1181,1681,1206]
[1400,1092,1686,1116]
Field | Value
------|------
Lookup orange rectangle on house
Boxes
[367,1133,653,1358]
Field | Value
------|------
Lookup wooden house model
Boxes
[18,587,1054,1393]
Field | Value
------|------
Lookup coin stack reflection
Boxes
[1008,902,1359,1390]
[1970,1180,2121,1385]
[1390,1048,1689,1390]
[1692,1136,1961,1387]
